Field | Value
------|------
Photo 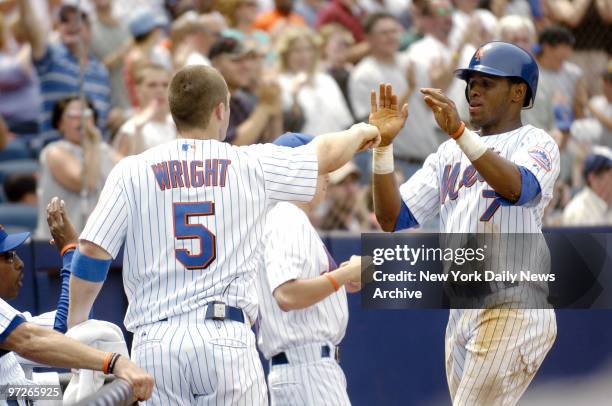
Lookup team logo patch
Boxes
[528,147,552,172]
[181,143,195,152]
[475,47,485,61]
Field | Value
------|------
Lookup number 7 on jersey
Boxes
[173,202,216,269]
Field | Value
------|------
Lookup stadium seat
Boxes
[0,139,32,162]
[0,159,39,183]
[0,203,37,231]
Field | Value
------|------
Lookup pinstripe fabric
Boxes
[397,125,560,405]
[0,299,31,406]
[80,138,318,405]
[257,202,350,406]
[80,139,318,331]
[131,307,266,406]
[0,299,23,341]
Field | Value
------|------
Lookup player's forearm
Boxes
[53,250,74,333]
[67,275,102,328]
[313,126,365,174]
[273,267,352,311]
[373,173,402,231]
[233,105,273,146]
[472,150,522,202]
[4,322,108,371]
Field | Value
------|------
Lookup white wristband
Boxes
[373,144,394,174]
[455,128,488,161]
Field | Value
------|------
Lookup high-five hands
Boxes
[351,122,382,152]
[369,83,409,147]
[420,88,463,137]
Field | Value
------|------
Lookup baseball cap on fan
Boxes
[129,8,168,38]
[0,225,29,254]
[583,146,612,179]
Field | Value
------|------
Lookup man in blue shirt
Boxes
[16,1,111,144]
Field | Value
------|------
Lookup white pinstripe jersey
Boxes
[0,299,21,339]
[81,139,318,332]
[256,202,348,359]
[0,299,27,386]
[400,125,560,234]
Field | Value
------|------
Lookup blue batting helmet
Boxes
[454,41,539,109]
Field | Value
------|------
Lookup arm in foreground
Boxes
[1,322,153,401]
[273,256,363,311]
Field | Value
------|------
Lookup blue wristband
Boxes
[71,248,112,283]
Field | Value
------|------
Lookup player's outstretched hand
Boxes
[420,88,462,136]
[339,255,363,293]
[46,196,78,253]
[369,83,409,147]
[350,122,381,152]
[112,356,154,402]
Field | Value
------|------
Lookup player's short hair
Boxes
[538,25,575,48]
[134,62,169,85]
[169,65,229,132]
[363,12,397,35]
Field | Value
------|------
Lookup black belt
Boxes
[159,302,245,323]
[271,345,339,366]
[205,302,245,323]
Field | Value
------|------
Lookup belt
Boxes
[204,302,245,323]
[159,302,245,323]
[271,345,340,366]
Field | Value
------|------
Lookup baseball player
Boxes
[65,65,381,405]
[370,42,559,405]
[256,133,363,406]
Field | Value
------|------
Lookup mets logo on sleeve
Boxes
[528,147,552,172]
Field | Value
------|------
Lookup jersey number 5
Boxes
[173,202,216,269]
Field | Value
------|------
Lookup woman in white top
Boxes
[114,63,177,156]
[35,97,120,239]
[276,27,354,136]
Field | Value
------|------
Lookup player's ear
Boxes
[511,82,527,105]
[215,101,226,121]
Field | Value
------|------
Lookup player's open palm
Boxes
[420,88,462,136]
[369,83,409,147]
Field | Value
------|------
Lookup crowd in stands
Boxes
[0,0,610,234]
